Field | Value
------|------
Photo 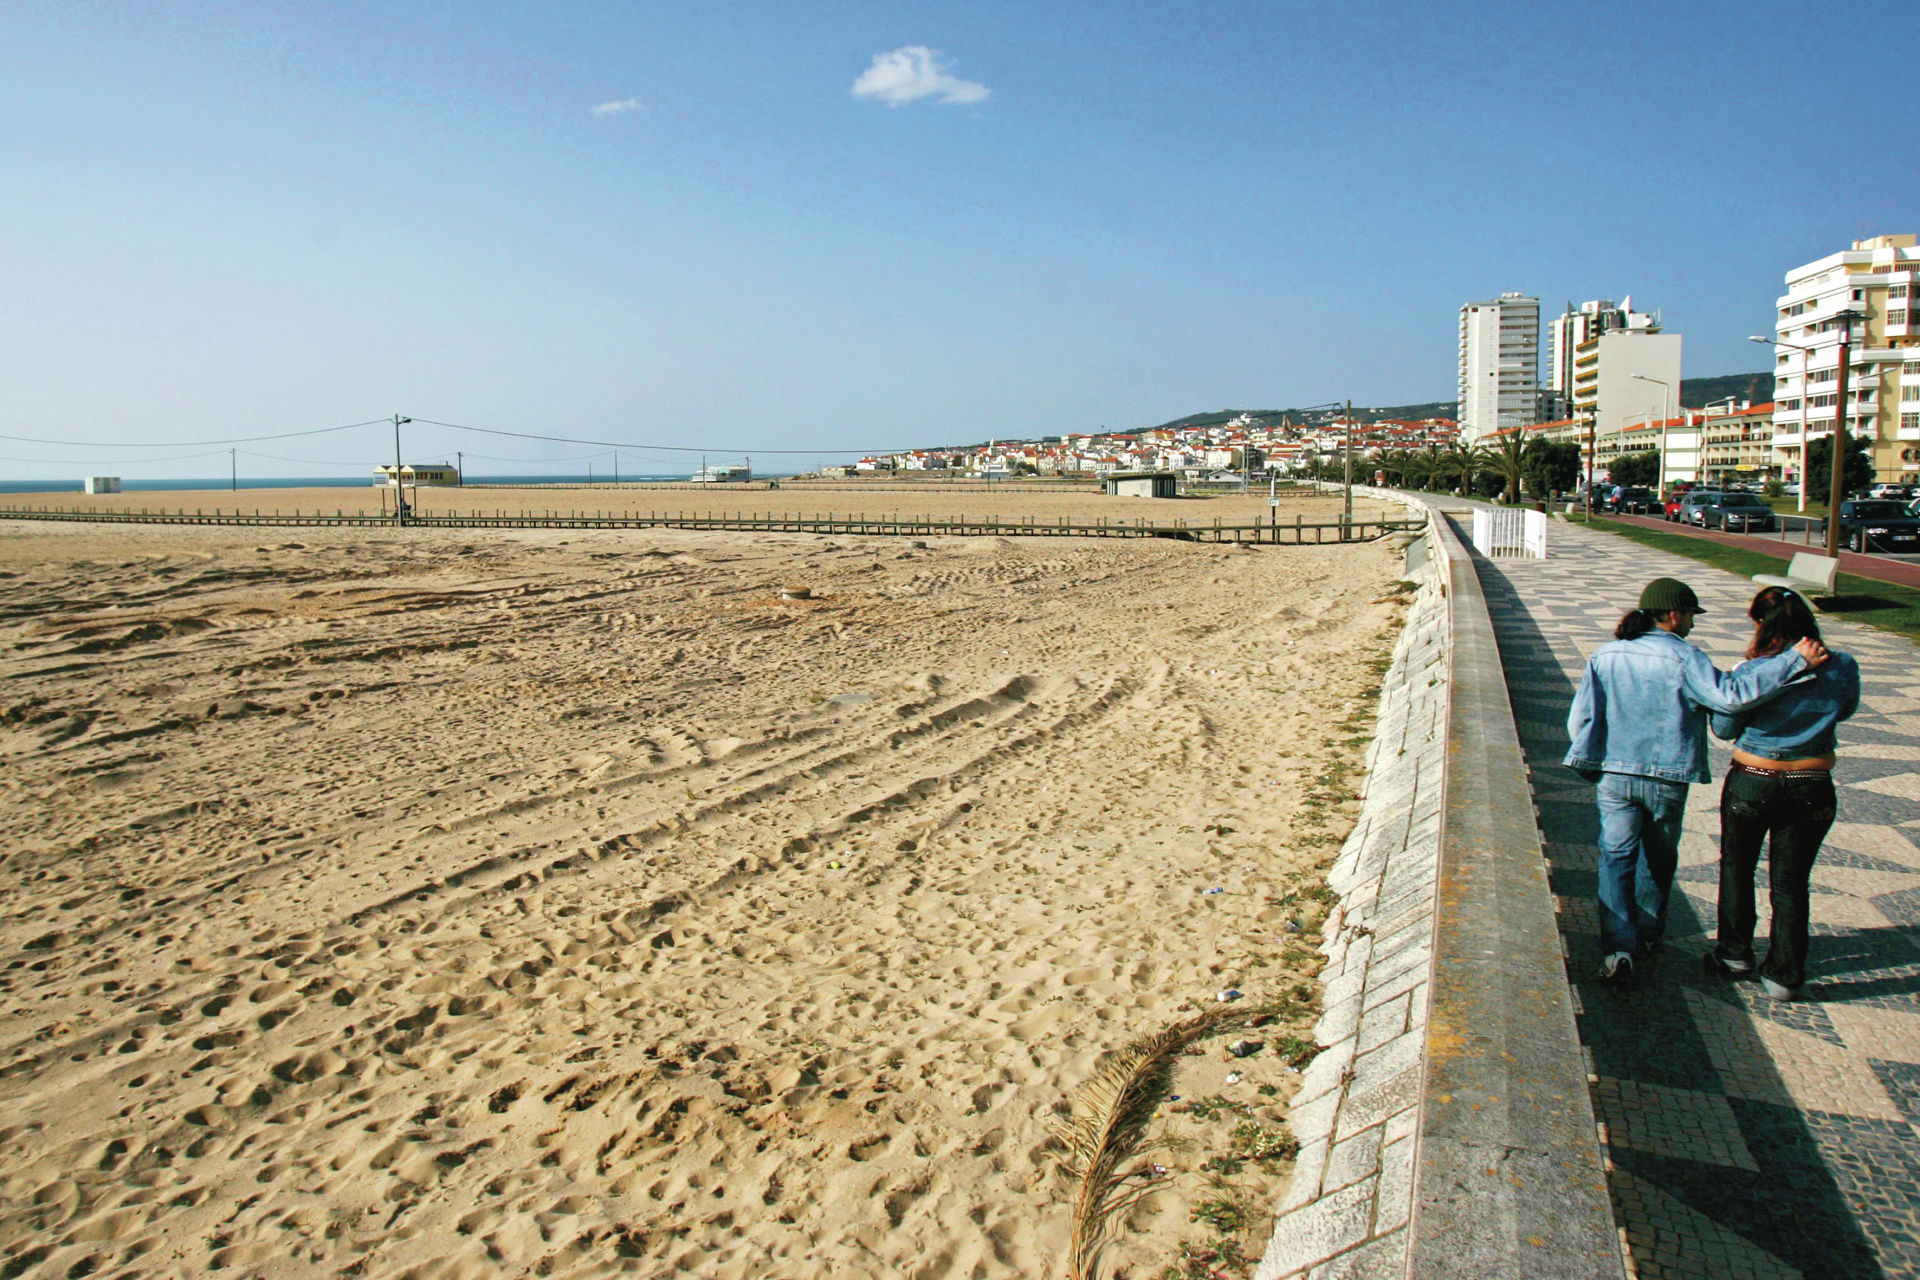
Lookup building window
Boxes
[1905,414,1920,432]
[1904,386,1920,402]
[1810,393,1838,408]
[1905,362,1920,376]
[1810,368,1836,383]
[1779,399,1801,411]
[1893,285,1910,299]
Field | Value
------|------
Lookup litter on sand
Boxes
[1216,989,1243,1003]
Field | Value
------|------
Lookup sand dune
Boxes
[0,513,1402,1279]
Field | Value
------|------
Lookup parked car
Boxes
[1604,486,1658,514]
[1869,483,1919,500]
[1833,499,1920,552]
[1662,481,1701,521]
[1699,492,1777,532]
[1674,490,1725,526]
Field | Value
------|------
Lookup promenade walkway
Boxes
[1441,505,1920,1279]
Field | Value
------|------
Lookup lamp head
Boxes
[1747,336,1773,344]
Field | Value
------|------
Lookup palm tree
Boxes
[1436,443,1478,494]
[1410,444,1445,492]
[1488,429,1527,504]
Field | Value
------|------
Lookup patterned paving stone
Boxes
[1441,505,1920,1280]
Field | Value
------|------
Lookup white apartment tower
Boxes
[1548,298,1653,396]
[1768,234,1920,485]
[1458,293,1539,443]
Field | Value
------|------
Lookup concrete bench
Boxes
[1754,551,1840,601]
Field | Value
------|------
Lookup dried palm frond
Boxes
[1055,1003,1280,1280]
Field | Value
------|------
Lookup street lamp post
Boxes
[1755,320,1862,548]
[1632,373,1671,499]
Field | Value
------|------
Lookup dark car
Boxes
[1833,499,1920,552]
[1675,490,1724,526]
[1700,492,1777,532]
[1606,486,1659,514]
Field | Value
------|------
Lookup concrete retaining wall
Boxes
[1254,502,1451,1279]
[1255,500,1624,1280]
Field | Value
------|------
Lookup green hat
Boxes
[1639,577,1704,614]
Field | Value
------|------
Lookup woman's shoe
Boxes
[1705,953,1754,980]
[1759,977,1798,1000]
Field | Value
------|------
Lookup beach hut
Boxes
[1102,471,1178,498]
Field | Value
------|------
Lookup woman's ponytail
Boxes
[1615,609,1659,641]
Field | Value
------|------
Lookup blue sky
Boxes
[2,1,1915,479]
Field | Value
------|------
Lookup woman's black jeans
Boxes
[1715,766,1838,990]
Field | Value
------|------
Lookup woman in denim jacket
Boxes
[1565,577,1828,984]
[1708,587,1859,999]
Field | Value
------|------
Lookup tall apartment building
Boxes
[1548,298,1653,396]
[1567,302,1684,485]
[1768,234,1920,486]
[1458,293,1539,443]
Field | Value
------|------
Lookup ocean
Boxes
[0,475,702,494]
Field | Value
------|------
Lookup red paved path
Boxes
[1604,512,1920,590]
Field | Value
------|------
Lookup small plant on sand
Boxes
[1228,1120,1297,1164]
[1178,1094,1251,1121]
[1159,1238,1247,1280]
[1189,1193,1250,1234]
[1272,1033,1321,1068]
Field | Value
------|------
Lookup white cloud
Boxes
[589,99,643,117]
[851,46,989,107]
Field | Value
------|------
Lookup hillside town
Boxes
[848,233,1920,493]
[845,412,1460,479]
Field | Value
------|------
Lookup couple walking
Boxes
[1565,577,1860,997]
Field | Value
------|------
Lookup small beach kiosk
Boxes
[1102,471,1178,498]
[374,464,461,487]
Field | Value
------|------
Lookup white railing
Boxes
[1471,507,1548,558]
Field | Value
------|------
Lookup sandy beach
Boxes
[0,503,1404,1279]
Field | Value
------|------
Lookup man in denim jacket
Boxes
[1564,577,1827,983]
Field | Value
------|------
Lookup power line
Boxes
[0,419,392,448]
[0,448,235,465]
[407,418,878,456]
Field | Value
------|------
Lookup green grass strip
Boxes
[1579,518,1920,646]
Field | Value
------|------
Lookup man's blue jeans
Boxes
[1595,772,1689,958]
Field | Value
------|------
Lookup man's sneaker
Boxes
[1760,977,1798,1000]
[1597,952,1634,984]
[1706,953,1753,980]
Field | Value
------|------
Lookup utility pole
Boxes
[230,448,237,492]
[1584,406,1597,521]
[392,413,411,525]
[1826,309,1863,557]
[1342,399,1354,536]
[1633,374,1671,500]
[614,451,619,486]
[457,450,463,486]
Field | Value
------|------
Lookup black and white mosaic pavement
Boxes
[1444,508,1920,1280]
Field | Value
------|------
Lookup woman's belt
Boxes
[1732,761,1832,780]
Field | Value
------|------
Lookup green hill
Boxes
[1680,372,1772,408]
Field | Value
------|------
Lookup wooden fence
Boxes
[0,506,1426,545]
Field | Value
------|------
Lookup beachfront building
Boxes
[1547,299,1652,398]
[1458,293,1539,444]
[1568,307,1683,488]
[374,463,460,487]
[1769,234,1920,486]
[1701,402,1778,485]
